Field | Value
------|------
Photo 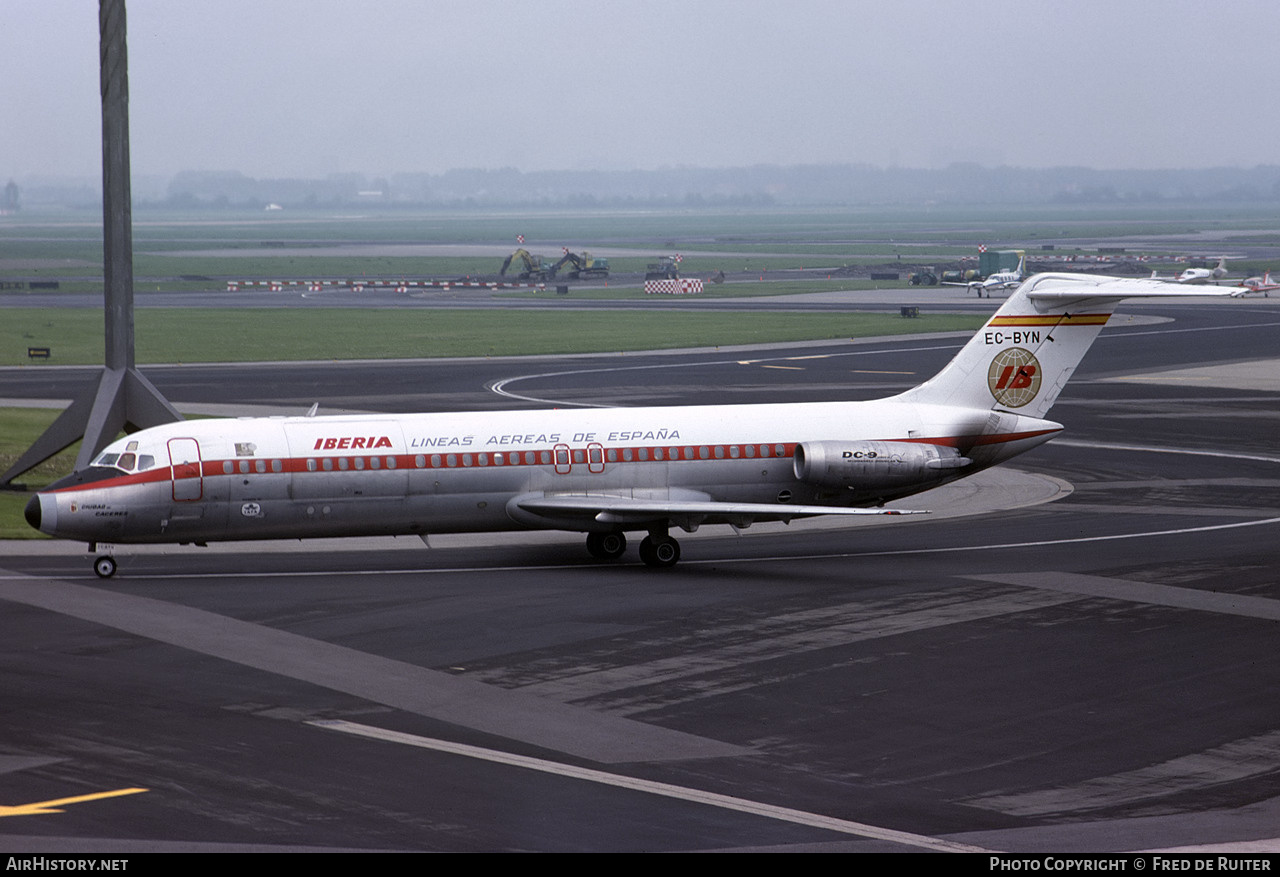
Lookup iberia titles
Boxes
[313,435,395,450]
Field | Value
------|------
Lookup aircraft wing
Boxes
[512,493,925,531]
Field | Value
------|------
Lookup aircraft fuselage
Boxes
[27,399,1057,547]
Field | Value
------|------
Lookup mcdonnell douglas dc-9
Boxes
[26,273,1231,577]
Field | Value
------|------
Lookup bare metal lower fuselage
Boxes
[28,398,1057,546]
[30,273,1226,573]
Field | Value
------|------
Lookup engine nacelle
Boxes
[793,440,970,492]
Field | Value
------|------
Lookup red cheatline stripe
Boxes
[897,428,1059,448]
[46,431,1058,495]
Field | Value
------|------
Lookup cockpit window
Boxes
[92,450,156,472]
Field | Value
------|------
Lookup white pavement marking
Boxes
[686,516,1280,566]
[0,575,745,764]
[1054,439,1280,465]
[310,718,988,853]
[487,342,963,407]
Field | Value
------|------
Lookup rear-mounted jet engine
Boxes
[793,440,971,500]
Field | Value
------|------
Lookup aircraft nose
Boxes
[24,494,42,531]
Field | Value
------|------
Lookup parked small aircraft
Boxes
[1152,257,1233,285]
[1238,271,1277,296]
[26,273,1231,577]
[945,254,1026,297]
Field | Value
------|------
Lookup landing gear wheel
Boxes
[93,555,117,579]
[639,535,680,568]
[586,531,627,560]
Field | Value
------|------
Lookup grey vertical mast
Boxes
[1,0,180,488]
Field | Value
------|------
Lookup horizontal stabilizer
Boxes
[1025,274,1244,306]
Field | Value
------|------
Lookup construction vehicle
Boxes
[939,268,980,285]
[645,255,680,281]
[908,267,938,286]
[499,248,556,281]
[551,250,610,280]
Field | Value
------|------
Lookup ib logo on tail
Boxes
[987,347,1041,408]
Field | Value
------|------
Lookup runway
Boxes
[1,297,1278,852]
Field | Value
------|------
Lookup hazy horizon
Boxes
[4,1,1279,183]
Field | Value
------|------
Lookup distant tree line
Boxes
[14,163,1280,210]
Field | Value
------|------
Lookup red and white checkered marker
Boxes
[517,235,524,245]
[563,247,569,255]
[674,253,683,263]
[978,244,987,253]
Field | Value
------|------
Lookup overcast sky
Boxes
[4,0,1279,181]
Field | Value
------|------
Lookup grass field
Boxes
[0,307,982,366]
[0,408,78,538]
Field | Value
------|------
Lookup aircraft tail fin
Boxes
[897,273,1234,419]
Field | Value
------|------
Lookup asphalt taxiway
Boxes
[1,295,1278,852]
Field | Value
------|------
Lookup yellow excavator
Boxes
[551,250,610,280]
[499,248,556,281]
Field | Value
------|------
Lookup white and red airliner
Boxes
[26,273,1230,576]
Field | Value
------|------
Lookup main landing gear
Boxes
[93,555,117,578]
[638,533,680,568]
[585,531,627,560]
[584,530,681,568]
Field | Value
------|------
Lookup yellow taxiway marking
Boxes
[0,787,148,817]
[760,365,804,371]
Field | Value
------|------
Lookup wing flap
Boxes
[513,493,926,531]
